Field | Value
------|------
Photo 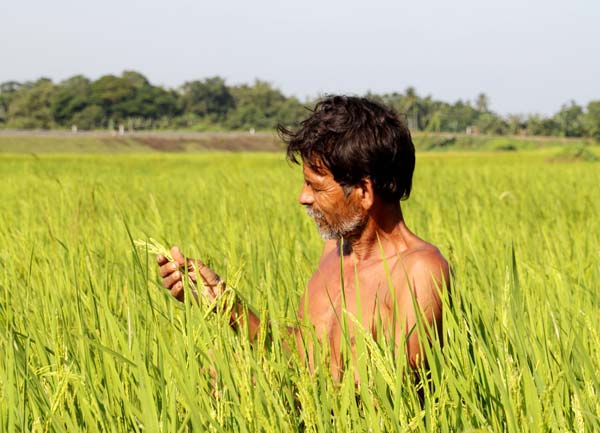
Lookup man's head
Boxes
[279,95,415,240]
[280,95,415,203]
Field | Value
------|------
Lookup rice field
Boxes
[1,148,599,432]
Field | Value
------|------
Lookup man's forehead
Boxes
[302,161,332,181]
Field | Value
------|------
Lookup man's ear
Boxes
[357,178,374,210]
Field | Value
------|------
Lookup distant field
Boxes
[0,131,284,153]
[0,130,594,154]
[1,149,599,432]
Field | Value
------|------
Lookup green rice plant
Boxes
[134,237,242,322]
[0,149,599,432]
[133,237,200,300]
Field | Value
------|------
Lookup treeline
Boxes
[0,70,599,140]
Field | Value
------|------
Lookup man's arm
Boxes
[157,246,276,343]
[157,243,333,354]
[157,246,263,338]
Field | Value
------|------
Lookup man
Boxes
[157,95,449,379]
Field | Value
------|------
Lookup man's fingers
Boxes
[170,281,184,301]
[171,246,187,267]
[156,246,198,303]
[161,270,182,289]
[159,261,179,278]
[160,246,217,290]
[170,246,197,276]
[196,259,221,286]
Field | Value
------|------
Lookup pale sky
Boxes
[1,0,599,115]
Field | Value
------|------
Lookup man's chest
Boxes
[300,256,410,338]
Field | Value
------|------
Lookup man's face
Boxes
[299,163,367,240]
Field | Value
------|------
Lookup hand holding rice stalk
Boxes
[135,238,226,312]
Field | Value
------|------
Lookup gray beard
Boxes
[305,206,367,240]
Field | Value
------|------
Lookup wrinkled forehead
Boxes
[302,158,332,180]
[301,154,330,173]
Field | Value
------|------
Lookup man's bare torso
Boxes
[299,232,449,378]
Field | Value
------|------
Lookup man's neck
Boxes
[340,202,413,263]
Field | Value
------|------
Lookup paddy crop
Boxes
[1,150,599,432]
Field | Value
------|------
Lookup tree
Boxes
[7,78,56,128]
[446,100,479,133]
[379,87,433,131]
[121,70,150,89]
[71,105,104,130]
[91,74,136,122]
[476,112,508,135]
[128,84,178,120]
[425,112,442,132]
[88,71,177,125]
[506,114,525,135]
[119,70,178,119]
[274,96,306,128]
[2,72,597,136]
[583,100,600,142]
[554,101,584,137]
[179,76,235,121]
[475,93,489,113]
[0,81,22,124]
[403,87,420,130]
[51,75,93,126]
[525,114,561,136]
[227,80,292,130]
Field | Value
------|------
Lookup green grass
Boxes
[413,132,593,152]
[1,150,599,432]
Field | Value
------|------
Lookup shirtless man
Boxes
[157,95,450,378]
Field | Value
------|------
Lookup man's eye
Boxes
[304,180,322,192]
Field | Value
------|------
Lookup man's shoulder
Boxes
[403,243,447,268]
[400,242,450,289]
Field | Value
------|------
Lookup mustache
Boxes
[305,206,324,219]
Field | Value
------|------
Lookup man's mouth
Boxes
[305,206,325,223]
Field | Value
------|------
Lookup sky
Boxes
[1,0,599,116]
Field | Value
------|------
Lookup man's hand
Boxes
[157,246,224,303]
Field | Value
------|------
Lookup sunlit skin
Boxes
[157,162,450,379]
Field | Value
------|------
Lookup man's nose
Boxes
[298,183,314,206]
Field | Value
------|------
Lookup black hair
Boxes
[279,95,415,202]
